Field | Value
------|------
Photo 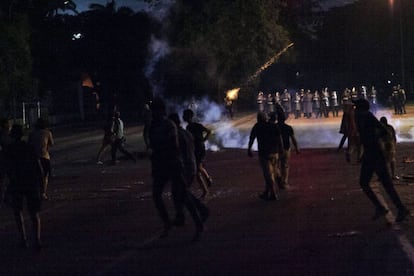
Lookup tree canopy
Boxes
[154,0,292,104]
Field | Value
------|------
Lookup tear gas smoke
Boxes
[175,100,409,151]
[209,121,253,150]
[145,36,170,95]
[144,0,175,21]
[167,97,255,150]
[144,0,175,96]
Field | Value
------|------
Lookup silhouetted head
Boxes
[277,112,286,123]
[380,116,388,125]
[256,112,267,123]
[0,118,10,131]
[35,118,47,129]
[10,124,23,140]
[353,98,370,112]
[183,109,194,123]
[168,113,180,127]
[151,97,167,118]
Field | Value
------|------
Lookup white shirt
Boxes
[112,118,124,139]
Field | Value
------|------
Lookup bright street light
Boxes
[72,33,82,40]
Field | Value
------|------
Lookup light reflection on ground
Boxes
[208,104,414,150]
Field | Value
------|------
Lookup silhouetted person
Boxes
[96,113,115,165]
[6,124,44,251]
[274,113,300,189]
[398,85,406,114]
[28,118,53,200]
[0,118,12,201]
[354,99,409,222]
[248,112,283,201]
[169,113,209,224]
[338,103,360,163]
[303,90,313,118]
[0,118,12,150]
[224,96,234,119]
[110,111,136,165]
[142,102,152,150]
[149,98,203,241]
[182,108,213,199]
[379,117,399,180]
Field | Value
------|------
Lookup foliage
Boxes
[0,0,78,116]
[0,15,37,116]
[30,1,155,117]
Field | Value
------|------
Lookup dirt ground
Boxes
[2,107,414,275]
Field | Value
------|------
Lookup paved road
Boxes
[2,107,414,275]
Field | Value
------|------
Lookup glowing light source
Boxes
[247,42,294,82]
[72,33,82,40]
[226,88,240,100]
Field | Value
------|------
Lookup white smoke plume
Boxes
[176,99,409,151]
[144,0,175,96]
[145,36,170,95]
[209,121,252,150]
[144,0,175,21]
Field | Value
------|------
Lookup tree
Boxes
[74,1,153,116]
[88,0,138,17]
[0,4,36,117]
[0,0,79,117]
[154,0,291,106]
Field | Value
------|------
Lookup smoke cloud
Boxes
[144,0,175,96]
[175,99,409,151]
[145,36,170,95]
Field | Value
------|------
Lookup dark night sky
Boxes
[73,0,147,12]
[72,0,357,12]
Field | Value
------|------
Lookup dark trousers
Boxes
[152,166,202,229]
[359,154,405,211]
[111,138,134,162]
[185,173,209,219]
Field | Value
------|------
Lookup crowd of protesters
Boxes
[0,83,411,252]
[0,118,53,252]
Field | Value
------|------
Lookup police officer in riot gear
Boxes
[281,89,291,119]
[321,87,330,118]
[392,86,401,115]
[369,86,378,114]
[257,91,265,113]
[330,91,339,117]
[267,93,275,114]
[303,89,313,118]
[398,84,407,114]
[293,92,301,119]
[342,88,351,106]
[313,90,321,118]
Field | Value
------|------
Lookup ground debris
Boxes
[401,174,414,180]
[329,231,361,238]
[403,157,414,163]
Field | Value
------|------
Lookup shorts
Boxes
[9,190,42,213]
[40,158,51,177]
[195,150,206,166]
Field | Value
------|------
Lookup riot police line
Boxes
[256,85,407,119]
